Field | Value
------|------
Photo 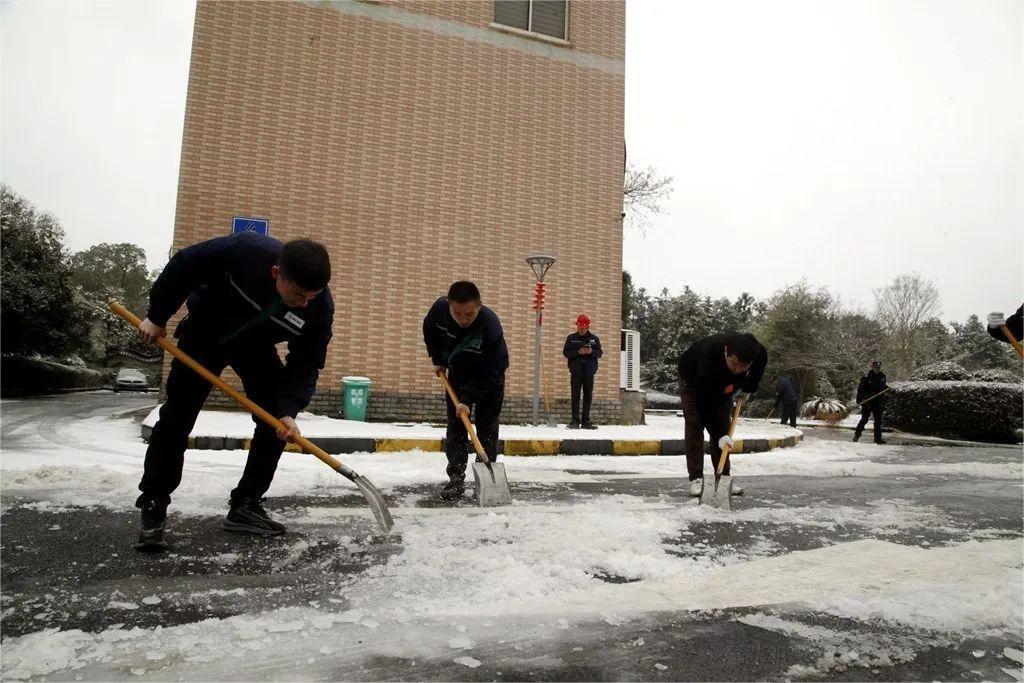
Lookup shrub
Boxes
[814,369,838,399]
[969,368,1020,384]
[641,359,679,394]
[1,355,104,396]
[644,389,681,410]
[910,361,970,381]
[884,380,1023,443]
[800,397,849,422]
[742,398,775,418]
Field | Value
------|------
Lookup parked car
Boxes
[114,368,149,392]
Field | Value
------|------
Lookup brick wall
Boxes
[170,0,626,421]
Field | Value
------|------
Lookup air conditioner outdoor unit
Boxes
[619,329,640,391]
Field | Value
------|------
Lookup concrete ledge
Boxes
[612,440,663,456]
[375,438,442,453]
[503,439,563,456]
[162,431,804,456]
[660,439,686,455]
[559,439,614,455]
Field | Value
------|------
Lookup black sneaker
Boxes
[581,421,598,430]
[223,498,286,536]
[875,439,887,445]
[567,421,581,429]
[852,433,861,442]
[135,499,167,552]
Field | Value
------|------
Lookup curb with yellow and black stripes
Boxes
[141,426,803,456]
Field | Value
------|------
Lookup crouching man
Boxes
[135,232,333,550]
[423,281,509,501]
[677,332,767,498]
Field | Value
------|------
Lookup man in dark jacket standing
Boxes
[423,281,509,501]
[677,332,767,498]
[853,361,887,444]
[774,376,798,427]
[135,232,334,550]
[562,314,603,429]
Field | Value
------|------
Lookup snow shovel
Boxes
[435,371,512,507]
[700,397,746,510]
[108,301,394,535]
[857,387,890,406]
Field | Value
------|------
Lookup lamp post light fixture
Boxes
[525,254,556,425]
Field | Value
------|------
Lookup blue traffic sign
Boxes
[232,216,269,235]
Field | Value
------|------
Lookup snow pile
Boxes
[2,409,1021,680]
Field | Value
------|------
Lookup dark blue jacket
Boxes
[563,332,603,377]
[856,370,887,405]
[775,377,798,408]
[423,297,509,404]
[147,232,334,418]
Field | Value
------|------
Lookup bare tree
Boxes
[873,273,943,378]
[623,165,673,230]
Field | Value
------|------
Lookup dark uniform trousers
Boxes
[444,376,504,481]
[679,382,732,479]
[137,332,287,508]
[570,373,595,423]
[780,401,798,427]
[854,401,884,443]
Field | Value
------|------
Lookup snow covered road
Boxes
[2,393,1022,681]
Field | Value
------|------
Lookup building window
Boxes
[494,1,568,41]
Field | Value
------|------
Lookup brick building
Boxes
[170,0,626,423]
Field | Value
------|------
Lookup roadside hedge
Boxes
[910,361,971,382]
[884,380,1023,443]
[0,355,104,397]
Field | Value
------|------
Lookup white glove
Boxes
[988,312,1006,330]
[718,435,734,450]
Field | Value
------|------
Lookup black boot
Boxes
[440,476,466,501]
[440,460,467,501]
[135,499,168,552]
[852,431,861,442]
[568,420,581,429]
[223,497,286,536]
[581,421,597,430]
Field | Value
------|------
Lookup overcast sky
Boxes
[2,0,1020,322]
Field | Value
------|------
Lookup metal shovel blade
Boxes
[350,473,395,533]
[471,461,513,507]
[699,475,732,510]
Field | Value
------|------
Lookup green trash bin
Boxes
[342,376,372,421]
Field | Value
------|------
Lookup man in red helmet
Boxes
[562,314,603,429]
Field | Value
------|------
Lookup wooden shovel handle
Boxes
[435,371,490,464]
[715,398,745,476]
[1001,325,1024,359]
[857,386,891,407]
[107,301,355,478]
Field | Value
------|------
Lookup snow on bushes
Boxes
[911,361,971,382]
[884,380,1023,443]
[969,368,1021,384]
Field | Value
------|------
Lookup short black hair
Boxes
[279,239,331,291]
[448,281,481,303]
[725,333,760,363]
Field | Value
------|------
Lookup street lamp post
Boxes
[525,254,556,426]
